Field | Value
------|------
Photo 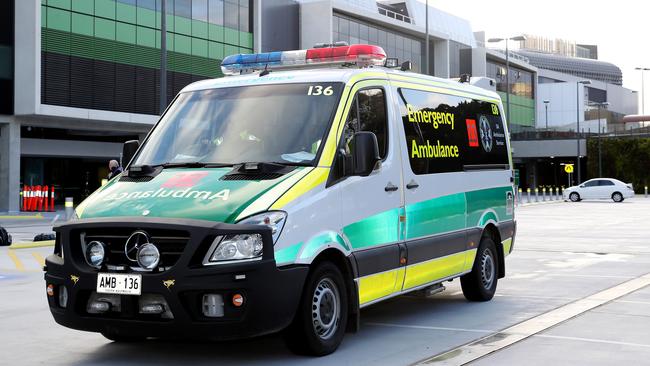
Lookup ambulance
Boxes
[44,44,516,356]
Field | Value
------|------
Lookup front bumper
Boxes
[44,217,308,340]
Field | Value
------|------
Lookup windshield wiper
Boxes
[162,162,233,168]
[271,161,313,167]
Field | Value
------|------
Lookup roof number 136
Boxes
[308,85,334,96]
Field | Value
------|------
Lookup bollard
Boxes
[527,188,531,203]
[542,188,547,201]
[50,186,55,212]
[555,187,560,201]
[535,188,539,202]
[518,188,522,206]
[646,186,648,198]
[65,197,74,221]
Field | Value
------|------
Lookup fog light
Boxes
[137,243,160,270]
[138,294,173,319]
[58,285,68,308]
[140,303,164,314]
[46,284,54,297]
[85,241,106,268]
[202,294,224,318]
[87,301,110,314]
[232,293,244,307]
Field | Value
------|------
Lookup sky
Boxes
[428,0,649,113]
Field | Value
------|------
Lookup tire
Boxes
[461,236,498,302]
[284,262,348,356]
[569,192,581,202]
[101,331,146,342]
[0,227,10,247]
[612,192,624,202]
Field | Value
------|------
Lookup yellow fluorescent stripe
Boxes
[270,168,329,209]
[502,238,513,256]
[32,252,45,267]
[7,250,25,271]
[462,248,478,272]
[318,85,352,167]
[235,167,314,220]
[403,252,467,290]
[358,269,401,305]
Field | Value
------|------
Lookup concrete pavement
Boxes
[1,198,649,365]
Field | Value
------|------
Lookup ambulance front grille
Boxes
[79,228,190,270]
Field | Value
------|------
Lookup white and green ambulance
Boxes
[45,44,516,356]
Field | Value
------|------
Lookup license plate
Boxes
[97,273,142,295]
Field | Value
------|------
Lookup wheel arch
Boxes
[481,223,505,279]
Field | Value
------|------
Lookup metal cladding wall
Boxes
[260,0,298,52]
[40,0,254,115]
[0,0,14,115]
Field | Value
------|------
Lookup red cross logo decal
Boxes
[162,171,208,188]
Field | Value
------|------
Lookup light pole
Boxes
[160,0,167,114]
[488,36,527,128]
[635,67,650,115]
[589,102,610,177]
[576,80,591,184]
[424,0,429,75]
[543,100,550,129]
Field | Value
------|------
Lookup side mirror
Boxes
[579,184,585,188]
[352,132,380,177]
[122,140,140,167]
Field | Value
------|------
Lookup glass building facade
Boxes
[0,0,14,115]
[333,13,423,73]
[486,60,535,130]
[40,0,253,115]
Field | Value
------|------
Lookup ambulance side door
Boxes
[331,80,406,306]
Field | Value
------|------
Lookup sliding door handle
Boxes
[406,181,419,190]
[385,183,399,192]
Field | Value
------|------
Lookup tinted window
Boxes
[584,180,599,187]
[398,88,508,175]
[341,89,388,159]
[599,180,615,186]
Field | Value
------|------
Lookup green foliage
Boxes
[587,137,650,192]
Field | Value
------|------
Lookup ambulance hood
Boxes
[76,167,303,223]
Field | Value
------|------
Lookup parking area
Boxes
[1,198,649,365]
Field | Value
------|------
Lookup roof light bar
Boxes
[220,44,387,76]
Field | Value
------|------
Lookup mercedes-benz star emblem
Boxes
[479,115,493,153]
[125,230,151,262]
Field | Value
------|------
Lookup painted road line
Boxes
[366,322,494,334]
[31,252,45,267]
[534,334,650,349]
[9,240,55,249]
[417,272,650,365]
[7,250,25,271]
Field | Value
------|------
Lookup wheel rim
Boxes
[480,248,495,290]
[570,193,579,202]
[311,277,341,340]
[614,193,622,201]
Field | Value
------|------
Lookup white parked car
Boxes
[564,178,635,202]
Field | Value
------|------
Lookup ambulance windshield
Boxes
[133,82,344,167]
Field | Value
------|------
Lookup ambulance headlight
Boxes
[237,211,287,244]
[206,234,264,263]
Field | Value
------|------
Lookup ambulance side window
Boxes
[331,88,388,184]
[343,88,388,159]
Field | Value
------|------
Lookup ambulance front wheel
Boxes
[461,237,498,301]
[284,261,348,356]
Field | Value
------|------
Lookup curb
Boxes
[0,214,44,220]
[9,240,55,249]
